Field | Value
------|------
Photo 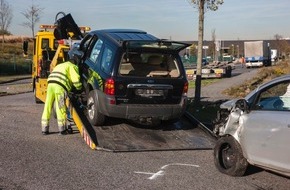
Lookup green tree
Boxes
[0,0,13,45]
[21,3,44,37]
[188,0,223,104]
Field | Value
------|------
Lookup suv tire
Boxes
[87,90,105,126]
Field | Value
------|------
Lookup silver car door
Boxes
[240,81,290,172]
[241,110,290,172]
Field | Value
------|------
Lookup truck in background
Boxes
[271,49,278,63]
[183,58,233,80]
[244,41,271,68]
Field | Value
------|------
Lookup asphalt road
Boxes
[1,71,290,189]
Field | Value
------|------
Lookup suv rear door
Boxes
[115,40,189,105]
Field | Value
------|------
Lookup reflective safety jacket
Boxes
[48,61,82,92]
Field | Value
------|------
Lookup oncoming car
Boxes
[69,29,190,126]
[213,74,290,177]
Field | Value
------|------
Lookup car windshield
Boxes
[118,52,180,78]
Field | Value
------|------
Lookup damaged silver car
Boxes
[213,74,290,177]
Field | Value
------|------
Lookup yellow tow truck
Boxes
[28,12,99,149]
[31,12,90,103]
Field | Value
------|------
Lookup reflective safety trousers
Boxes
[41,83,67,132]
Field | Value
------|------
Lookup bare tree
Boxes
[188,0,223,104]
[21,3,44,37]
[0,0,13,44]
[273,34,290,59]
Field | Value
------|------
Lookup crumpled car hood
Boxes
[220,99,239,110]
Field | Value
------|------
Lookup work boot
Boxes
[67,126,73,134]
[42,126,49,135]
[58,125,67,135]
[42,131,49,135]
[59,130,67,135]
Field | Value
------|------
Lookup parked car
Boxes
[69,29,190,126]
[213,74,290,177]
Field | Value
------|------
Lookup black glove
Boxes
[71,86,83,94]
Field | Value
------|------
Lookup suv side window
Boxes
[254,81,290,111]
[101,46,114,74]
[89,39,103,63]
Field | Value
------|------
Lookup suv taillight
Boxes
[104,78,115,95]
[183,81,188,95]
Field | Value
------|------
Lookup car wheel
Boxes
[213,136,248,176]
[87,90,105,126]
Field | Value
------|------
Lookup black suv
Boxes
[69,29,190,126]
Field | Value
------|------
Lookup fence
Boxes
[0,54,32,76]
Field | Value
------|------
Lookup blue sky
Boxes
[8,0,290,41]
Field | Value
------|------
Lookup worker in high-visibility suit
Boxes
[41,61,82,135]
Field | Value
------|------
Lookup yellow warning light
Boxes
[39,25,90,32]
[39,25,56,29]
[79,26,91,32]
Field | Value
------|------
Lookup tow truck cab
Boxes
[30,12,90,103]
[32,26,59,103]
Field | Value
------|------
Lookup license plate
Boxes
[215,69,224,74]
[135,89,164,97]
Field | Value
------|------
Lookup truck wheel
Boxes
[33,89,43,104]
[34,94,42,104]
[225,66,232,77]
[87,90,105,126]
[213,136,248,176]
[33,79,43,104]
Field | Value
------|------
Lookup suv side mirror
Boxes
[235,99,249,113]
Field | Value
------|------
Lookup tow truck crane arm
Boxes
[54,12,84,40]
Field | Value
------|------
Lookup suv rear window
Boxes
[119,52,180,78]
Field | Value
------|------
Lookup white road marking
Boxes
[148,170,164,180]
[161,163,199,169]
[134,171,164,180]
[134,163,200,180]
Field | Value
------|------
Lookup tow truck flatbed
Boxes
[93,119,216,152]
[67,95,216,152]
